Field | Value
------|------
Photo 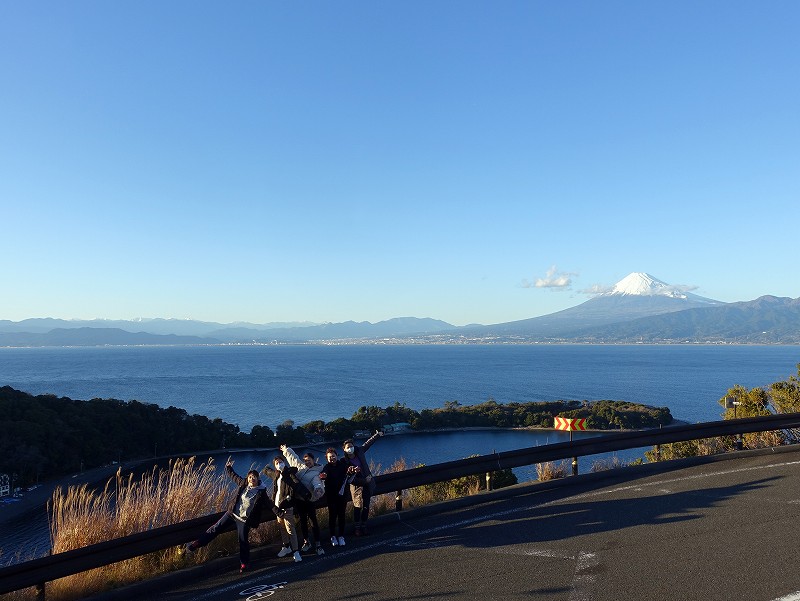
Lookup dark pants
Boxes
[326,494,347,537]
[350,484,372,528]
[195,511,251,565]
[350,478,376,527]
[295,498,320,545]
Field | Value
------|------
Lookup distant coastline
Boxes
[2,339,798,349]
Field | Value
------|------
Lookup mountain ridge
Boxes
[2,274,799,346]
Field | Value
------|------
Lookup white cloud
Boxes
[579,283,614,295]
[522,265,575,290]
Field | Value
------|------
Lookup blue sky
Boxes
[2,2,798,326]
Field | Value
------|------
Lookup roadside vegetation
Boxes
[646,363,800,461]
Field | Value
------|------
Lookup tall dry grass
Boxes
[369,458,499,511]
[589,455,642,473]
[536,460,569,481]
[44,457,236,601]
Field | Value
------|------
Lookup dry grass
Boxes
[42,457,238,601]
[589,455,639,473]
[369,458,492,511]
[742,430,784,449]
[536,461,569,481]
[0,547,41,601]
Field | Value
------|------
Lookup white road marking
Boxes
[568,551,598,601]
[772,592,800,601]
[390,540,439,548]
[524,548,575,560]
[239,582,286,600]
[559,459,800,504]
[479,544,600,600]
[493,545,574,560]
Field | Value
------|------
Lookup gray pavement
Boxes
[89,446,800,601]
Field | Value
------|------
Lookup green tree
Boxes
[323,417,356,440]
[275,419,306,445]
[769,363,800,414]
[250,424,276,447]
[351,405,388,431]
[301,420,326,435]
[718,385,783,448]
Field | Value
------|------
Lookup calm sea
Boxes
[1,344,799,561]
[2,344,799,431]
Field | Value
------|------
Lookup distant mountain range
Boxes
[2,273,799,346]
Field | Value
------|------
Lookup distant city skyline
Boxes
[2,3,798,326]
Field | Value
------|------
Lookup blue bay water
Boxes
[2,344,799,432]
[1,344,799,561]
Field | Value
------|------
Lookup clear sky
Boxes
[2,2,798,326]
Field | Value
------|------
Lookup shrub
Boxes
[536,461,569,481]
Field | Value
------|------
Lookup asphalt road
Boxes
[92,446,800,601]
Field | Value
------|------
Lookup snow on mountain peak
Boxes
[607,272,687,299]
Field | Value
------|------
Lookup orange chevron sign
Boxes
[554,417,587,431]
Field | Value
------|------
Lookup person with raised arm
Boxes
[341,430,384,536]
[280,444,326,555]
[184,457,268,573]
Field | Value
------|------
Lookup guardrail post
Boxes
[485,472,492,491]
[395,490,403,512]
[36,582,45,601]
[572,457,578,476]
[735,434,743,451]
[655,444,661,461]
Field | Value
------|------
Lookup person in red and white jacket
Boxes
[281,444,325,555]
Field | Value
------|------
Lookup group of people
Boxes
[185,430,384,572]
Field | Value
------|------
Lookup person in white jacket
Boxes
[280,444,326,555]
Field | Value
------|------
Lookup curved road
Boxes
[94,446,800,601]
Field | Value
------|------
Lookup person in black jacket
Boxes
[185,457,268,573]
[268,454,305,563]
[320,447,348,547]
[342,430,384,536]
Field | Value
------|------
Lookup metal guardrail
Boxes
[3,412,800,598]
[374,412,800,493]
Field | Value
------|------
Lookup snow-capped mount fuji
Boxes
[462,272,724,338]
[602,272,718,304]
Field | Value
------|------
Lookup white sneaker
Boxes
[301,541,312,552]
[331,536,338,546]
[337,536,346,547]
[277,546,292,558]
[293,551,303,562]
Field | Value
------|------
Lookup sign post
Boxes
[724,396,743,450]
[554,417,587,475]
